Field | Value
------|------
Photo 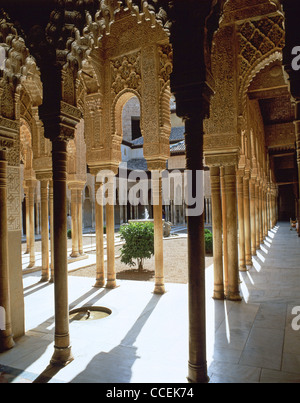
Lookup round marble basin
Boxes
[69,306,112,322]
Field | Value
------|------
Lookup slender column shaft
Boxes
[224,165,241,301]
[295,115,300,236]
[50,139,73,366]
[263,188,267,238]
[25,189,30,254]
[0,149,15,352]
[40,180,50,281]
[237,173,246,271]
[77,189,83,255]
[243,175,251,265]
[70,189,79,257]
[106,175,116,289]
[185,116,208,383]
[28,185,36,268]
[266,189,270,235]
[211,166,224,300]
[94,179,105,288]
[259,186,263,244]
[152,172,165,294]
[49,181,54,282]
[250,179,256,256]
[255,183,260,249]
[220,167,228,295]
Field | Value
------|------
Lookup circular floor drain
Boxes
[69,306,112,322]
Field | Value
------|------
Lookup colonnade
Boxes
[210,164,278,301]
[21,178,86,282]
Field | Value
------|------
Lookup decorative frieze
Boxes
[7,166,21,231]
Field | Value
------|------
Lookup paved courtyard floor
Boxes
[0,222,300,383]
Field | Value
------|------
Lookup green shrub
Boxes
[204,229,213,254]
[119,222,154,271]
[67,229,72,239]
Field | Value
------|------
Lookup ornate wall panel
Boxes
[7,166,21,231]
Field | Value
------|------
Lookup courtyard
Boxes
[0,222,299,383]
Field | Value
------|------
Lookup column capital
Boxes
[36,172,52,182]
[147,159,167,172]
[205,152,239,168]
[24,178,38,189]
[67,180,86,191]
[88,164,119,177]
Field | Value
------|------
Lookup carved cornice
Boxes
[204,151,239,167]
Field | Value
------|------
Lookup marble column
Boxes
[50,139,73,366]
[220,167,228,295]
[255,182,260,250]
[77,188,83,255]
[106,174,117,289]
[40,180,50,282]
[237,171,246,271]
[210,166,224,300]
[70,188,79,258]
[294,103,300,236]
[26,181,36,268]
[250,178,257,256]
[185,116,209,383]
[24,189,30,254]
[152,171,165,295]
[263,186,267,238]
[259,185,263,244]
[224,165,241,301]
[49,180,54,282]
[0,149,15,352]
[94,179,105,288]
[243,173,252,266]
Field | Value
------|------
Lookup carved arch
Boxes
[239,50,283,116]
[111,88,143,140]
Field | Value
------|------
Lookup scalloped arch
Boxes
[239,50,283,115]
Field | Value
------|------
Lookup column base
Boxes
[153,284,166,294]
[187,362,209,383]
[70,252,80,258]
[94,279,105,288]
[50,345,73,367]
[105,279,117,289]
[213,291,225,300]
[27,262,35,269]
[239,266,248,272]
[226,292,242,302]
[0,334,15,353]
[40,275,50,283]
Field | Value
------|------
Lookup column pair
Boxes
[237,170,252,272]
[40,179,50,281]
[211,165,241,301]
[24,180,37,268]
[93,171,116,289]
[69,185,84,258]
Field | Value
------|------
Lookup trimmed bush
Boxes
[205,229,213,254]
[119,222,154,271]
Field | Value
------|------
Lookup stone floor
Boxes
[0,222,300,383]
